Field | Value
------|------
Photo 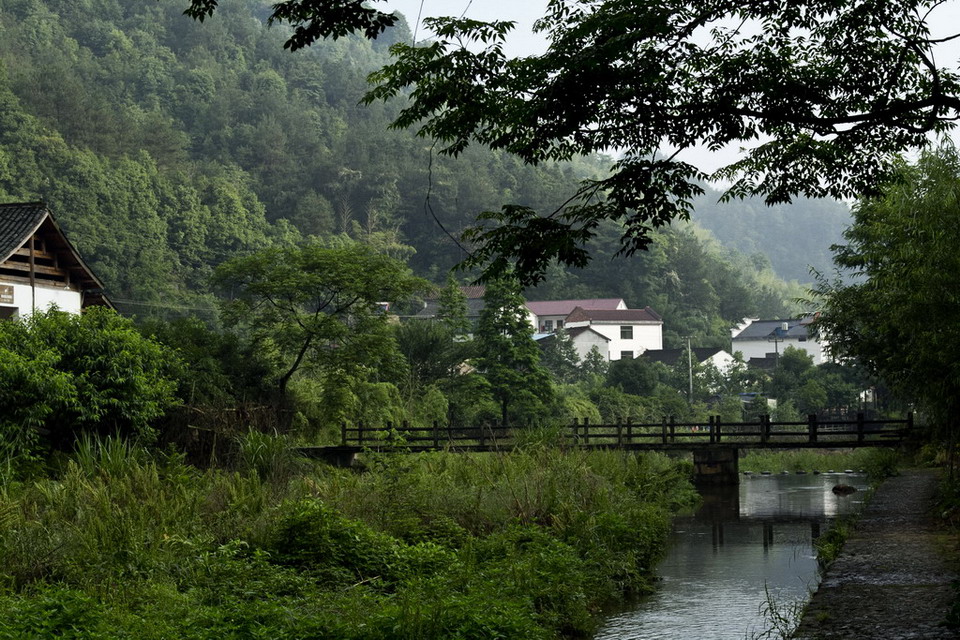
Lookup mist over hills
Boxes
[691,186,851,284]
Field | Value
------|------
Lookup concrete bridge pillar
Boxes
[693,447,740,486]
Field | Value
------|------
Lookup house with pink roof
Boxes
[525,298,626,333]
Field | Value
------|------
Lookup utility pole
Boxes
[687,335,693,404]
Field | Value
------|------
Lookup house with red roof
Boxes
[563,306,664,360]
[525,298,626,333]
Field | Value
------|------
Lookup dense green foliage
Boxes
[692,185,851,283]
[475,275,554,426]
[0,436,698,638]
[0,0,802,343]
[816,145,960,442]
[366,1,957,285]
[213,241,426,398]
[0,308,177,469]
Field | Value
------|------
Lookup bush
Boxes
[0,308,179,455]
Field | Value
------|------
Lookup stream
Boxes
[595,472,871,640]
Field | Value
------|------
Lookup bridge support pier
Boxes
[308,446,358,468]
[693,448,740,486]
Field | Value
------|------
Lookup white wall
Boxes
[570,331,609,362]
[733,337,827,365]
[0,281,83,317]
[568,322,662,360]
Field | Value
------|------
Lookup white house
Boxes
[562,325,611,362]
[730,315,828,366]
[525,298,626,333]
[0,202,111,318]
[642,347,736,374]
[563,306,663,360]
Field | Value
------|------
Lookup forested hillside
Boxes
[0,0,804,343]
[691,186,851,283]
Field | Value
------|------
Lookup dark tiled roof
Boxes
[0,202,47,262]
[733,319,809,340]
[566,306,662,323]
[642,347,726,366]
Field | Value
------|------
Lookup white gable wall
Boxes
[0,281,82,317]
[566,320,663,360]
[733,336,827,365]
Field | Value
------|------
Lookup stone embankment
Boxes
[793,469,958,639]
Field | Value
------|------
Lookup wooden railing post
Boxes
[626,417,633,445]
[583,418,590,446]
[571,417,579,443]
[857,412,865,444]
[760,414,770,444]
[661,416,668,444]
[908,411,914,434]
[808,414,818,443]
[358,421,364,447]
[715,415,722,443]
[341,421,348,446]
[709,415,716,444]
[669,415,676,443]
[616,417,623,447]
[480,422,487,448]
[433,420,440,449]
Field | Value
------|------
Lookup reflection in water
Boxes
[595,473,869,640]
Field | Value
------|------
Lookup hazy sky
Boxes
[379,1,960,175]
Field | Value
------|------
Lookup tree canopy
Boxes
[183,0,398,48]
[213,242,427,397]
[363,1,960,284]
[815,143,960,437]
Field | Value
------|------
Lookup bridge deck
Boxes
[300,413,912,459]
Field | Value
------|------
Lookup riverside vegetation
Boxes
[0,434,699,639]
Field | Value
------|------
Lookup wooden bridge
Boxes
[300,413,913,484]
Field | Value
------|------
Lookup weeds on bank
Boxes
[740,448,900,480]
[0,434,698,638]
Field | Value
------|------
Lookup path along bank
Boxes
[793,469,959,639]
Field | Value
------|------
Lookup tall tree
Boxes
[365,1,960,284]
[815,143,960,442]
[213,242,427,398]
[435,272,471,337]
[473,273,553,427]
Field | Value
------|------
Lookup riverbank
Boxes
[793,468,959,639]
[0,438,699,638]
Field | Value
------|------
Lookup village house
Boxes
[730,315,828,367]
[414,284,486,328]
[562,306,664,360]
[0,202,111,318]
[642,346,736,374]
[525,298,626,333]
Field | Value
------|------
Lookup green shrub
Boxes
[0,308,179,456]
[270,499,402,586]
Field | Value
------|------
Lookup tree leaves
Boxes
[367,0,960,284]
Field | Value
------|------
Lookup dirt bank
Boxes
[792,469,958,639]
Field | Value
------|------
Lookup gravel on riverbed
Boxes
[792,469,959,640]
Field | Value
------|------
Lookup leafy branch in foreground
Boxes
[364,1,960,284]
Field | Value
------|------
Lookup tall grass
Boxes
[0,434,698,638]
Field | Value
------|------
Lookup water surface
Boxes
[596,472,869,640]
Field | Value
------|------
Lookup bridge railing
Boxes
[337,412,913,450]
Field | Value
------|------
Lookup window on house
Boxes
[620,325,633,339]
[0,306,17,320]
[620,351,634,360]
[544,319,554,331]
[556,320,563,329]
